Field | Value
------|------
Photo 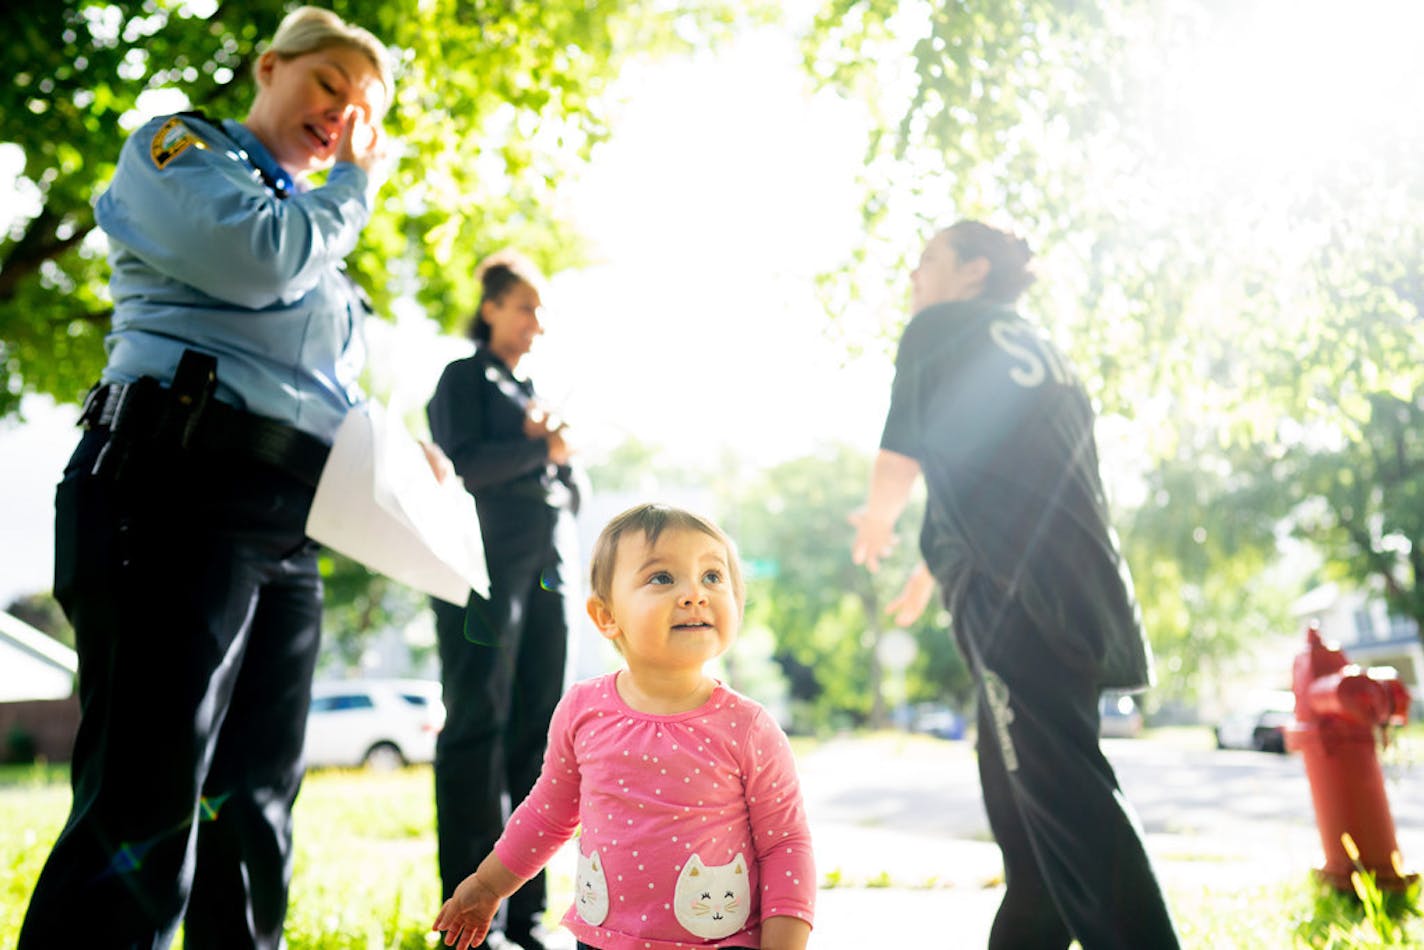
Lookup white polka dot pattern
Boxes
[491,673,816,949]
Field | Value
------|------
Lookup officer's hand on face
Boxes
[336,106,386,177]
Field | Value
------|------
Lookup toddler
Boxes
[434,503,815,949]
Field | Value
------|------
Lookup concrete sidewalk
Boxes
[538,730,1422,947]
[803,814,1321,947]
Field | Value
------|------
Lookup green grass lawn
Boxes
[0,763,556,949]
[3,757,1420,948]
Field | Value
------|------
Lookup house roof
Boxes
[1291,581,1341,618]
[0,610,77,675]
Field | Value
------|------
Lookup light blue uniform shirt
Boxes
[96,113,371,443]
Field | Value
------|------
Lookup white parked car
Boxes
[304,678,444,770]
[1099,692,1144,738]
[1214,689,1295,754]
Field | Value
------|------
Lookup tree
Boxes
[0,0,763,418]
[583,435,707,496]
[804,0,1424,690]
[731,443,971,732]
[1120,450,1298,708]
[4,591,74,649]
[315,550,429,675]
[1286,391,1424,651]
[0,0,770,661]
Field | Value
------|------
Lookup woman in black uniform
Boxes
[852,221,1180,949]
[426,251,582,950]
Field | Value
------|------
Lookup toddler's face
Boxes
[591,528,739,672]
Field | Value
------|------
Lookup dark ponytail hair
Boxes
[945,220,1035,303]
[466,249,545,343]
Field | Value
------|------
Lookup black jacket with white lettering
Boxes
[879,299,1152,691]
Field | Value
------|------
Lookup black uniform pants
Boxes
[433,499,574,942]
[959,587,1180,950]
[20,429,323,949]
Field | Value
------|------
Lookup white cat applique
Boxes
[575,849,610,925]
[673,852,751,939]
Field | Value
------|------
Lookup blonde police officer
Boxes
[20,9,394,948]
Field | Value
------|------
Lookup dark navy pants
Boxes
[20,428,322,949]
[434,496,575,943]
[958,585,1180,950]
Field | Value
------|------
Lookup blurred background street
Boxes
[800,729,1424,945]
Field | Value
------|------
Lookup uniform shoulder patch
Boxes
[150,116,207,170]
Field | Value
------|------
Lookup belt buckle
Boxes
[78,383,107,428]
[99,384,129,429]
[78,383,127,430]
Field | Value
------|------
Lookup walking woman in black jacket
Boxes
[427,251,582,950]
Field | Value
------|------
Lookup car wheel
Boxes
[363,742,405,772]
[1250,728,1274,753]
[1214,727,1227,750]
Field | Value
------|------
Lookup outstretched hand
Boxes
[886,562,936,627]
[432,875,502,949]
[849,508,896,574]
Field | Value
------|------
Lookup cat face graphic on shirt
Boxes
[674,852,751,939]
[575,849,609,925]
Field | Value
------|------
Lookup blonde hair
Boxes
[590,504,746,614]
[266,6,393,116]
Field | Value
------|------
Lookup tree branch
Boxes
[0,209,96,301]
[1345,520,1405,600]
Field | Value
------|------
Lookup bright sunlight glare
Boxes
[1167,0,1424,187]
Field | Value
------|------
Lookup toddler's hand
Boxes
[431,874,502,949]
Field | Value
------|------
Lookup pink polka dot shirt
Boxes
[493,674,815,949]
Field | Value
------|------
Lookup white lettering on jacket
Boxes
[988,319,1073,389]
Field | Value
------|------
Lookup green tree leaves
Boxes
[0,0,763,417]
[731,443,971,731]
[809,0,1424,676]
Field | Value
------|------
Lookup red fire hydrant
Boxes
[1285,622,1416,891]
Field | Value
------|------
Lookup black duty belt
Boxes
[80,381,331,488]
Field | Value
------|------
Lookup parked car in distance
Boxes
[909,703,968,740]
[304,678,444,771]
[1214,689,1295,754]
[1099,692,1144,738]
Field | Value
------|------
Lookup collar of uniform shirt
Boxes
[220,118,297,197]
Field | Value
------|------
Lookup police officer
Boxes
[852,221,1181,949]
[426,251,583,950]
[20,8,397,947]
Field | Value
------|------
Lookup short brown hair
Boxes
[589,504,745,613]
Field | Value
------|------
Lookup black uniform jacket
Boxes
[427,346,580,535]
[880,299,1152,691]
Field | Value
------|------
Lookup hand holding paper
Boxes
[306,402,489,605]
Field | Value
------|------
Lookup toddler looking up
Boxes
[434,503,815,950]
